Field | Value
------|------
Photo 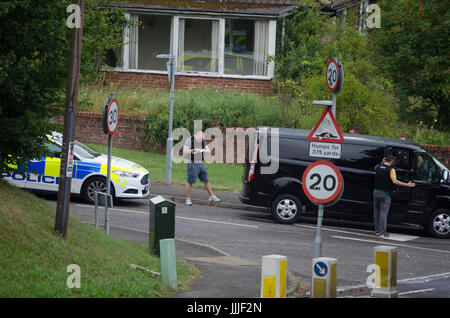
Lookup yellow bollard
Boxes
[311,257,337,298]
[260,255,287,298]
[371,245,398,298]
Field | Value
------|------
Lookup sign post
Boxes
[302,161,344,258]
[156,54,176,185]
[101,93,119,235]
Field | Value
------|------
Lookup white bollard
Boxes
[311,257,337,298]
[260,255,287,298]
[371,245,398,298]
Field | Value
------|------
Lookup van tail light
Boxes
[248,162,256,182]
[248,142,259,182]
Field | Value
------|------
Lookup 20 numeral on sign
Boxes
[309,173,337,192]
[302,161,343,206]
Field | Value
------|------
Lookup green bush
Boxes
[144,88,279,150]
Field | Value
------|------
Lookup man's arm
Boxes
[390,168,415,188]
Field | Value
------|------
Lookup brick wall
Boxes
[421,144,450,168]
[52,112,149,151]
[104,71,274,96]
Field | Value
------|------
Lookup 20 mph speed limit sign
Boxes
[302,161,344,206]
[326,59,343,93]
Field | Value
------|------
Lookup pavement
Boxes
[110,181,300,298]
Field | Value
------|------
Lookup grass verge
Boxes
[0,180,197,297]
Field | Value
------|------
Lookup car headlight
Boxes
[113,170,139,178]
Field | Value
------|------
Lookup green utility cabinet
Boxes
[149,195,176,256]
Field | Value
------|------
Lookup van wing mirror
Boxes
[442,169,449,183]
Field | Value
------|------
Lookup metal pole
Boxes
[331,93,336,117]
[105,133,112,235]
[55,0,84,239]
[313,204,325,258]
[94,191,99,229]
[165,59,175,184]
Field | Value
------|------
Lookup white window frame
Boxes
[117,13,276,80]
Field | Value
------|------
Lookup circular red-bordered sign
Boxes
[107,98,119,135]
[326,59,340,92]
[302,160,344,206]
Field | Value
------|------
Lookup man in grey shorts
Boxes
[183,131,221,206]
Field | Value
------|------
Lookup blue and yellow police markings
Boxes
[1,157,130,189]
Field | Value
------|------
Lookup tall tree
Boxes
[0,0,128,173]
[368,0,449,130]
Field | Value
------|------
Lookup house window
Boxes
[120,13,275,78]
[138,15,172,70]
[177,18,220,73]
[224,19,269,76]
[125,14,171,70]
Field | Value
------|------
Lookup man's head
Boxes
[384,155,396,165]
[194,131,204,142]
[349,127,360,134]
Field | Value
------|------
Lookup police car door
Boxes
[25,140,61,192]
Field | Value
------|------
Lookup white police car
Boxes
[0,132,150,203]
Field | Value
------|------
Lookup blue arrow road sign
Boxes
[314,261,328,277]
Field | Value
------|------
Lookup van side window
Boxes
[414,154,438,182]
[392,148,410,169]
[279,137,309,161]
[338,144,384,170]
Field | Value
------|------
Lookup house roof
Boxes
[114,0,354,18]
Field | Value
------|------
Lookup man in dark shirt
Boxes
[373,155,415,238]
[183,131,221,206]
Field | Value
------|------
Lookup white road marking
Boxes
[76,204,258,229]
[399,272,450,284]
[176,216,258,229]
[338,272,450,293]
[81,221,234,257]
[399,288,434,295]
[331,235,450,254]
[294,223,419,241]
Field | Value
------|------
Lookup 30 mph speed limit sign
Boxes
[106,98,119,135]
[302,161,344,206]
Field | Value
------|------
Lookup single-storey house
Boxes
[105,0,372,95]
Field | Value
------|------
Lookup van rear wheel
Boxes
[271,194,302,224]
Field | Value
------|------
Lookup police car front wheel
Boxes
[82,176,115,204]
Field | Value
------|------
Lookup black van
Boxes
[239,127,450,238]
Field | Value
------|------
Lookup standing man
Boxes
[373,155,415,238]
[183,131,221,206]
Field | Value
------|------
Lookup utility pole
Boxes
[55,0,85,239]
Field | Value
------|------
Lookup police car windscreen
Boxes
[74,141,100,159]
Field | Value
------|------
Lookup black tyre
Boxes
[82,176,114,204]
[427,209,450,239]
[271,194,302,224]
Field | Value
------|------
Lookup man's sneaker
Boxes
[185,199,192,206]
[209,195,222,202]
[381,233,389,238]
[375,232,382,236]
